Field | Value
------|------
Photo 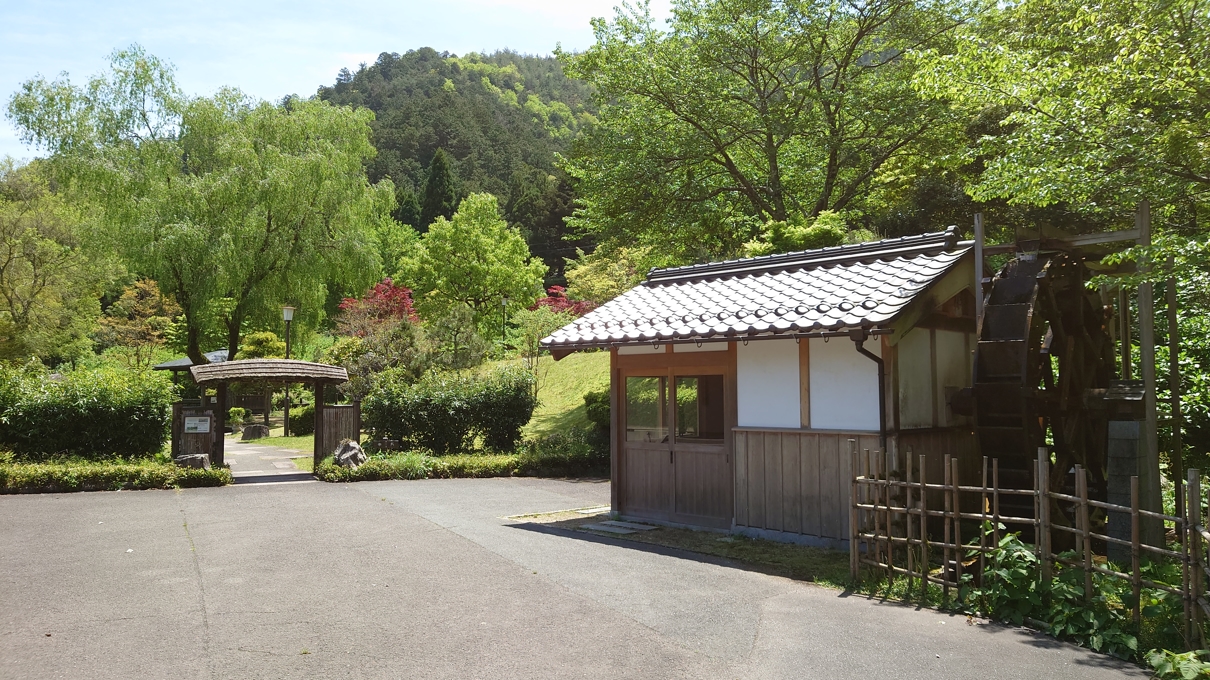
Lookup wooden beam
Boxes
[887,255,975,346]
[313,380,325,472]
[799,339,811,428]
[973,213,985,323]
[214,382,227,468]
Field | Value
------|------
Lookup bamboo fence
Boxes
[849,442,1209,647]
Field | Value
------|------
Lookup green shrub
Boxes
[0,456,231,493]
[289,404,315,436]
[227,407,247,429]
[0,366,176,460]
[364,366,536,454]
[518,427,609,476]
[314,452,432,482]
[583,389,610,430]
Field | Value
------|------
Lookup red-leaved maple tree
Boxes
[337,279,419,337]
[528,286,596,317]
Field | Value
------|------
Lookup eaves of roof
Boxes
[541,227,971,351]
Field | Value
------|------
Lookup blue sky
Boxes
[0,0,673,160]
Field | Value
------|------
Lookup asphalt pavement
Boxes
[0,476,1149,679]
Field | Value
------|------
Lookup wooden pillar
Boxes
[1168,261,1185,523]
[973,213,985,323]
[214,382,227,468]
[610,349,620,516]
[312,380,325,471]
[1119,287,1132,379]
[1137,201,1163,545]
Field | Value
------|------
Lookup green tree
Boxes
[913,0,1210,213]
[96,278,180,368]
[8,46,390,364]
[397,192,547,328]
[419,148,459,230]
[0,161,109,363]
[234,331,286,359]
[560,0,967,259]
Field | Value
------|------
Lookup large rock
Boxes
[333,439,367,469]
[241,424,270,441]
[174,454,211,469]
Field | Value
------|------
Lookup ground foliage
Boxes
[0,450,231,493]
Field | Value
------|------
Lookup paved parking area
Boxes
[0,478,1147,679]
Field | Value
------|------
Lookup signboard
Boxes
[184,416,211,434]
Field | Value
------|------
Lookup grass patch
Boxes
[0,451,232,494]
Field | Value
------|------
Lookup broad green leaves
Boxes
[913,0,1210,211]
[397,193,547,329]
[561,0,969,260]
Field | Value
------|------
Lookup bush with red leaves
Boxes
[337,279,419,337]
[528,286,595,317]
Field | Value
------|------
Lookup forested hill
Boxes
[317,48,595,280]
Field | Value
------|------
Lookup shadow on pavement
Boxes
[232,472,316,485]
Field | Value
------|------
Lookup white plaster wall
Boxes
[935,329,972,427]
[618,344,665,355]
[897,329,934,429]
[736,339,800,428]
[673,342,729,353]
[809,337,880,431]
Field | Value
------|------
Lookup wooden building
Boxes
[542,228,978,547]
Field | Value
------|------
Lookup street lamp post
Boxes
[501,296,508,346]
[282,306,295,436]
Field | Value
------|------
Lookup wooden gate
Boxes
[319,403,361,458]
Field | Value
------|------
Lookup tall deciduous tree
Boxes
[560,0,968,259]
[420,148,459,229]
[8,46,390,364]
[397,192,547,329]
[913,0,1210,213]
[96,278,180,368]
[0,161,109,363]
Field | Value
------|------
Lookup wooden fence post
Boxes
[850,440,859,582]
[1131,475,1141,628]
[1187,468,1203,647]
[980,456,989,585]
[1038,448,1052,588]
[993,458,1001,554]
[943,454,952,599]
[952,456,963,596]
[920,453,929,602]
[906,447,915,592]
[1078,465,1093,600]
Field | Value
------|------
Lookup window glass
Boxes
[625,376,668,442]
[675,375,725,440]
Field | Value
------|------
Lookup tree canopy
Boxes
[8,46,390,363]
[317,48,593,279]
[397,192,547,329]
[560,0,969,260]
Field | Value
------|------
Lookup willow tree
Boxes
[560,0,969,259]
[8,46,390,363]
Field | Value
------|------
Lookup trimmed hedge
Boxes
[583,389,610,430]
[363,366,536,454]
[288,404,316,436]
[314,427,608,482]
[0,456,232,493]
[0,367,176,460]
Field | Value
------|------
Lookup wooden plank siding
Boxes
[733,428,880,541]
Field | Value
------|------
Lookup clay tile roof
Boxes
[190,359,348,384]
[542,227,970,350]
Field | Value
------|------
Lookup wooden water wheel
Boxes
[973,251,1117,522]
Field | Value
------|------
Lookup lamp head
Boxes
[281,306,295,322]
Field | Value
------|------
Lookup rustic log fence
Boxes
[849,441,1210,647]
